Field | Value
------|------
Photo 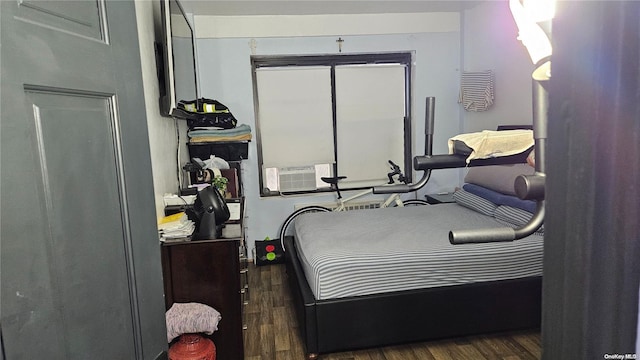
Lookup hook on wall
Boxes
[336,37,344,53]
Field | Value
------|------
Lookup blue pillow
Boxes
[462,183,536,213]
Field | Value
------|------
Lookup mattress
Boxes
[293,203,543,300]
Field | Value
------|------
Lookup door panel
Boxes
[30,90,135,357]
[1,0,167,359]
[16,0,105,41]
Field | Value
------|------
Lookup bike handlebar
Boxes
[373,168,432,194]
[386,160,407,184]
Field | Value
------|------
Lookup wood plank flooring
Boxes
[243,264,541,360]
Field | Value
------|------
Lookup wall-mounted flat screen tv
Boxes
[157,0,198,119]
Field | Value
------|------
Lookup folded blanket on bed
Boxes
[448,129,533,163]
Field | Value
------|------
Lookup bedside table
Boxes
[425,192,455,204]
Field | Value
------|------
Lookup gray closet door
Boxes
[1,1,167,359]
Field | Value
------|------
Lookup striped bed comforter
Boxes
[293,203,543,300]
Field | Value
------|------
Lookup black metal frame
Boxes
[250,52,413,196]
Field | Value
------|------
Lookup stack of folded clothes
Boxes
[452,163,543,234]
[188,123,252,143]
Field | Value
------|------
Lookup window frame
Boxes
[250,52,413,196]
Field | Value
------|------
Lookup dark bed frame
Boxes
[284,236,542,359]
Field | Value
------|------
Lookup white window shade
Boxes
[335,64,406,187]
[256,66,335,169]
[252,54,412,196]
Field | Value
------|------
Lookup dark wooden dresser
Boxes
[163,146,248,359]
[161,237,246,359]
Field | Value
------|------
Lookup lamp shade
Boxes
[523,0,555,22]
[509,0,553,66]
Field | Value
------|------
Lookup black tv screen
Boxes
[158,0,198,118]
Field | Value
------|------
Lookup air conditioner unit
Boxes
[278,166,317,193]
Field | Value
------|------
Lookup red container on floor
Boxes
[168,334,216,360]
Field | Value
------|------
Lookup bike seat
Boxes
[321,176,347,185]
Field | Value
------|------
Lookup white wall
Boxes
[135,0,189,222]
[131,4,535,256]
[195,12,460,38]
[461,1,534,132]
[194,13,464,251]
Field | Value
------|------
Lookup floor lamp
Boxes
[447,0,555,244]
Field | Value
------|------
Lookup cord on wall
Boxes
[175,118,182,190]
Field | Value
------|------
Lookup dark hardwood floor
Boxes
[243,264,541,360]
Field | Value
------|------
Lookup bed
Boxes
[284,163,544,359]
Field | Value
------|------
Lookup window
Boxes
[251,53,412,196]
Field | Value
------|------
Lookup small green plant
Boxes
[212,175,228,193]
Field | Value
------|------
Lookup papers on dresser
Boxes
[163,193,196,206]
[158,212,195,242]
[227,202,241,221]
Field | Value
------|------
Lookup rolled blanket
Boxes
[448,129,533,163]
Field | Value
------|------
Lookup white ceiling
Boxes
[181,0,481,16]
